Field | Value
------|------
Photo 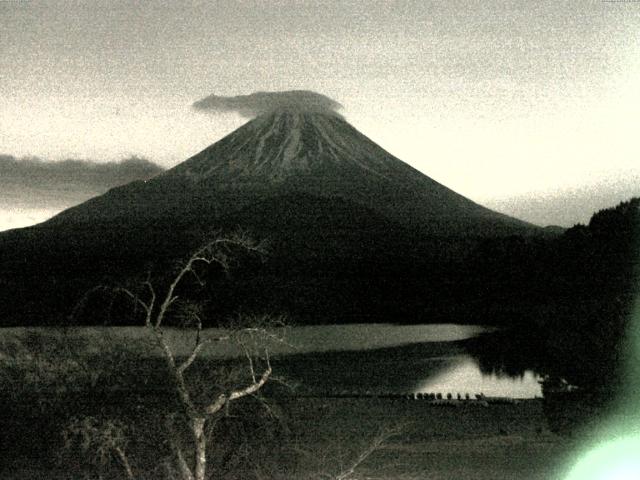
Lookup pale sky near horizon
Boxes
[1,0,639,229]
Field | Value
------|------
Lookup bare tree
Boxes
[76,232,286,480]
[63,416,136,480]
[290,424,413,480]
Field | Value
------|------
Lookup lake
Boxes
[0,323,543,398]
[272,323,543,399]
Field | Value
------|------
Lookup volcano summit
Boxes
[0,107,537,325]
[47,109,534,236]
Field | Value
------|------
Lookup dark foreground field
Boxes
[0,326,601,480]
[282,397,576,480]
[1,393,582,480]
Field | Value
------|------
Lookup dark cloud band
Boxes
[0,155,163,189]
[0,155,163,208]
[192,90,342,117]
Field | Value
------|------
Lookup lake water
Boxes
[274,323,543,399]
[414,354,542,398]
[0,323,543,398]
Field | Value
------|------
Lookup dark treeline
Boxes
[0,195,638,391]
[468,198,639,390]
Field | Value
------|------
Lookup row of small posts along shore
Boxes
[296,389,523,406]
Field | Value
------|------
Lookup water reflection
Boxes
[273,324,544,398]
[0,323,546,398]
[414,354,542,399]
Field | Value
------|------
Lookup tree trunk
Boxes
[166,415,195,480]
[193,417,208,480]
[114,446,136,480]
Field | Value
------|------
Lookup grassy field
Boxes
[0,326,588,479]
[282,396,578,480]
[0,395,580,480]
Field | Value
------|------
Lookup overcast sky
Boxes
[1,0,639,229]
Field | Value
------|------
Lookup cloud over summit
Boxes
[192,90,342,118]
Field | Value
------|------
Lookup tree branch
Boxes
[114,446,136,480]
[177,339,212,375]
[154,236,259,329]
[165,415,195,480]
[228,362,272,402]
[204,362,272,416]
[113,287,152,320]
[237,337,257,384]
[333,426,403,480]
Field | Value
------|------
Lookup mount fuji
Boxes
[0,108,538,325]
[46,109,533,236]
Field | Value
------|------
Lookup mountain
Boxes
[0,110,538,326]
[46,110,533,236]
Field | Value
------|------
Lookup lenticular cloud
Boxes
[192,90,343,118]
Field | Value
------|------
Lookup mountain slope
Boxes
[46,110,534,236]
[0,110,538,325]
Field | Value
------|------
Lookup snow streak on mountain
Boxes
[170,111,395,181]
